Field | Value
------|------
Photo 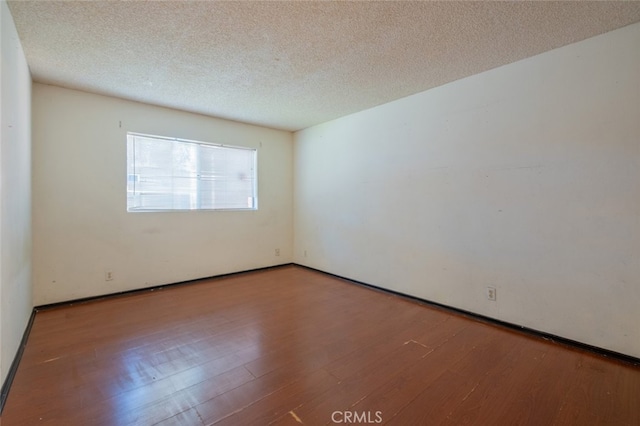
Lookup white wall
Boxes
[294,23,640,357]
[0,0,32,385]
[33,84,293,305]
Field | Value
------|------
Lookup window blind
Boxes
[127,133,257,211]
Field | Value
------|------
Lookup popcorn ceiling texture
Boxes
[7,1,640,131]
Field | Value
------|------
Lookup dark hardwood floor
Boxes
[1,265,639,425]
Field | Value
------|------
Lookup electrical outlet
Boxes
[304,250,307,258]
[486,286,497,301]
[105,271,114,281]
[275,248,280,257]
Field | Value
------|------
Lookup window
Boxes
[127,132,257,211]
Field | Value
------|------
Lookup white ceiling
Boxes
[8,1,640,131]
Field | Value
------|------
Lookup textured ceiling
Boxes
[7,1,640,131]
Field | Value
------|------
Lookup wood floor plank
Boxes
[439,337,549,425]
[193,362,341,424]
[211,368,340,426]
[1,265,638,426]
[344,324,514,424]
[321,312,462,381]
[553,354,640,425]
[150,407,205,426]
[285,342,432,425]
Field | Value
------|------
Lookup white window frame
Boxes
[127,132,258,212]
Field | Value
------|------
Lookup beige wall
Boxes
[0,0,33,385]
[32,84,293,305]
[294,23,640,357]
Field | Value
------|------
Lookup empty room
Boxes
[1,0,639,425]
